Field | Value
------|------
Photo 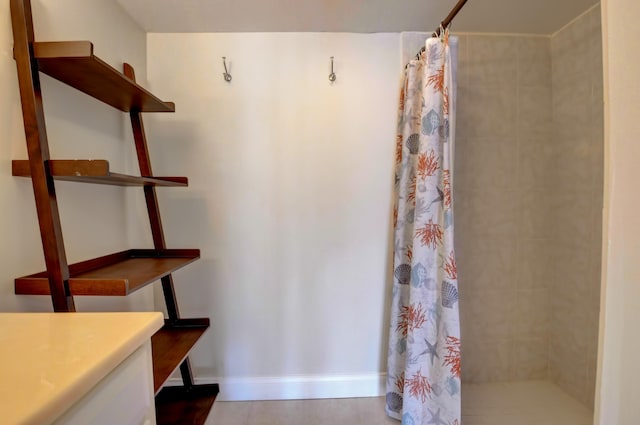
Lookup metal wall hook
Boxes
[222,56,232,82]
[328,56,336,82]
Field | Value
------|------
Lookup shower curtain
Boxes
[386,32,461,425]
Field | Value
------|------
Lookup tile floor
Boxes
[204,380,593,425]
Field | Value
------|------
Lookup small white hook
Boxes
[329,56,336,82]
[222,56,232,82]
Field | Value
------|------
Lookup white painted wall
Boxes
[146,33,399,399]
[596,0,640,423]
[0,0,154,312]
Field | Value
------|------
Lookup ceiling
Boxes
[117,0,599,35]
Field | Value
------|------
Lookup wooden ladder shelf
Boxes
[9,0,218,423]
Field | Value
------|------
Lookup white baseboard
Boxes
[166,373,386,401]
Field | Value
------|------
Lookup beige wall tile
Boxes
[512,338,549,379]
[461,289,517,342]
[518,86,552,138]
[468,36,519,87]
[552,78,591,142]
[550,294,592,356]
[455,137,517,191]
[553,188,595,250]
[457,236,517,292]
[461,339,512,383]
[457,85,518,139]
[514,289,550,339]
[553,138,598,194]
[456,35,469,88]
[585,341,598,408]
[518,37,552,87]
[519,189,555,240]
[549,338,588,404]
[551,14,591,86]
[518,138,556,189]
[517,238,555,289]
[465,188,519,240]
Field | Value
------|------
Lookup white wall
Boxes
[596,0,640,423]
[0,0,153,312]
[146,33,399,399]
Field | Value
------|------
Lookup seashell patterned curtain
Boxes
[386,31,461,425]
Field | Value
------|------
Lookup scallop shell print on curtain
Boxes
[387,31,461,425]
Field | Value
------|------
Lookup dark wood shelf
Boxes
[15,249,200,296]
[151,319,210,393]
[155,384,219,425]
[12,160,188,187]
[33,41,175,112]
[11,1,217,420]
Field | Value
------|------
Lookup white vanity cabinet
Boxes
[0,312,163,425]
[52,341,156,425]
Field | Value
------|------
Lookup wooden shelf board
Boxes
[12,160,188,187]
[152,318,210,393]
[34,41,175,113]
[155,384,219,425]
[15,249,199,296]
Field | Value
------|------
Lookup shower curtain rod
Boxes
[416,0,469,57]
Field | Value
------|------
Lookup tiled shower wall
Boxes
[454,4,603,408]
[455,32,553,383]
[549,5,603,407]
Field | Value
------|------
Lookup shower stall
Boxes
[451,3,603,418]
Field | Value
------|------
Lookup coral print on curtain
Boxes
[386,31,461,425]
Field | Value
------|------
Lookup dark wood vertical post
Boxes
[124,63,195,388]
[10,0,74,312]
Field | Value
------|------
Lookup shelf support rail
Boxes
[124,64,195,389]
[10,0,75,312]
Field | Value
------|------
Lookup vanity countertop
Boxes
[0,312,164,425]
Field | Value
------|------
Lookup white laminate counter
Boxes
[0,312,164,425]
